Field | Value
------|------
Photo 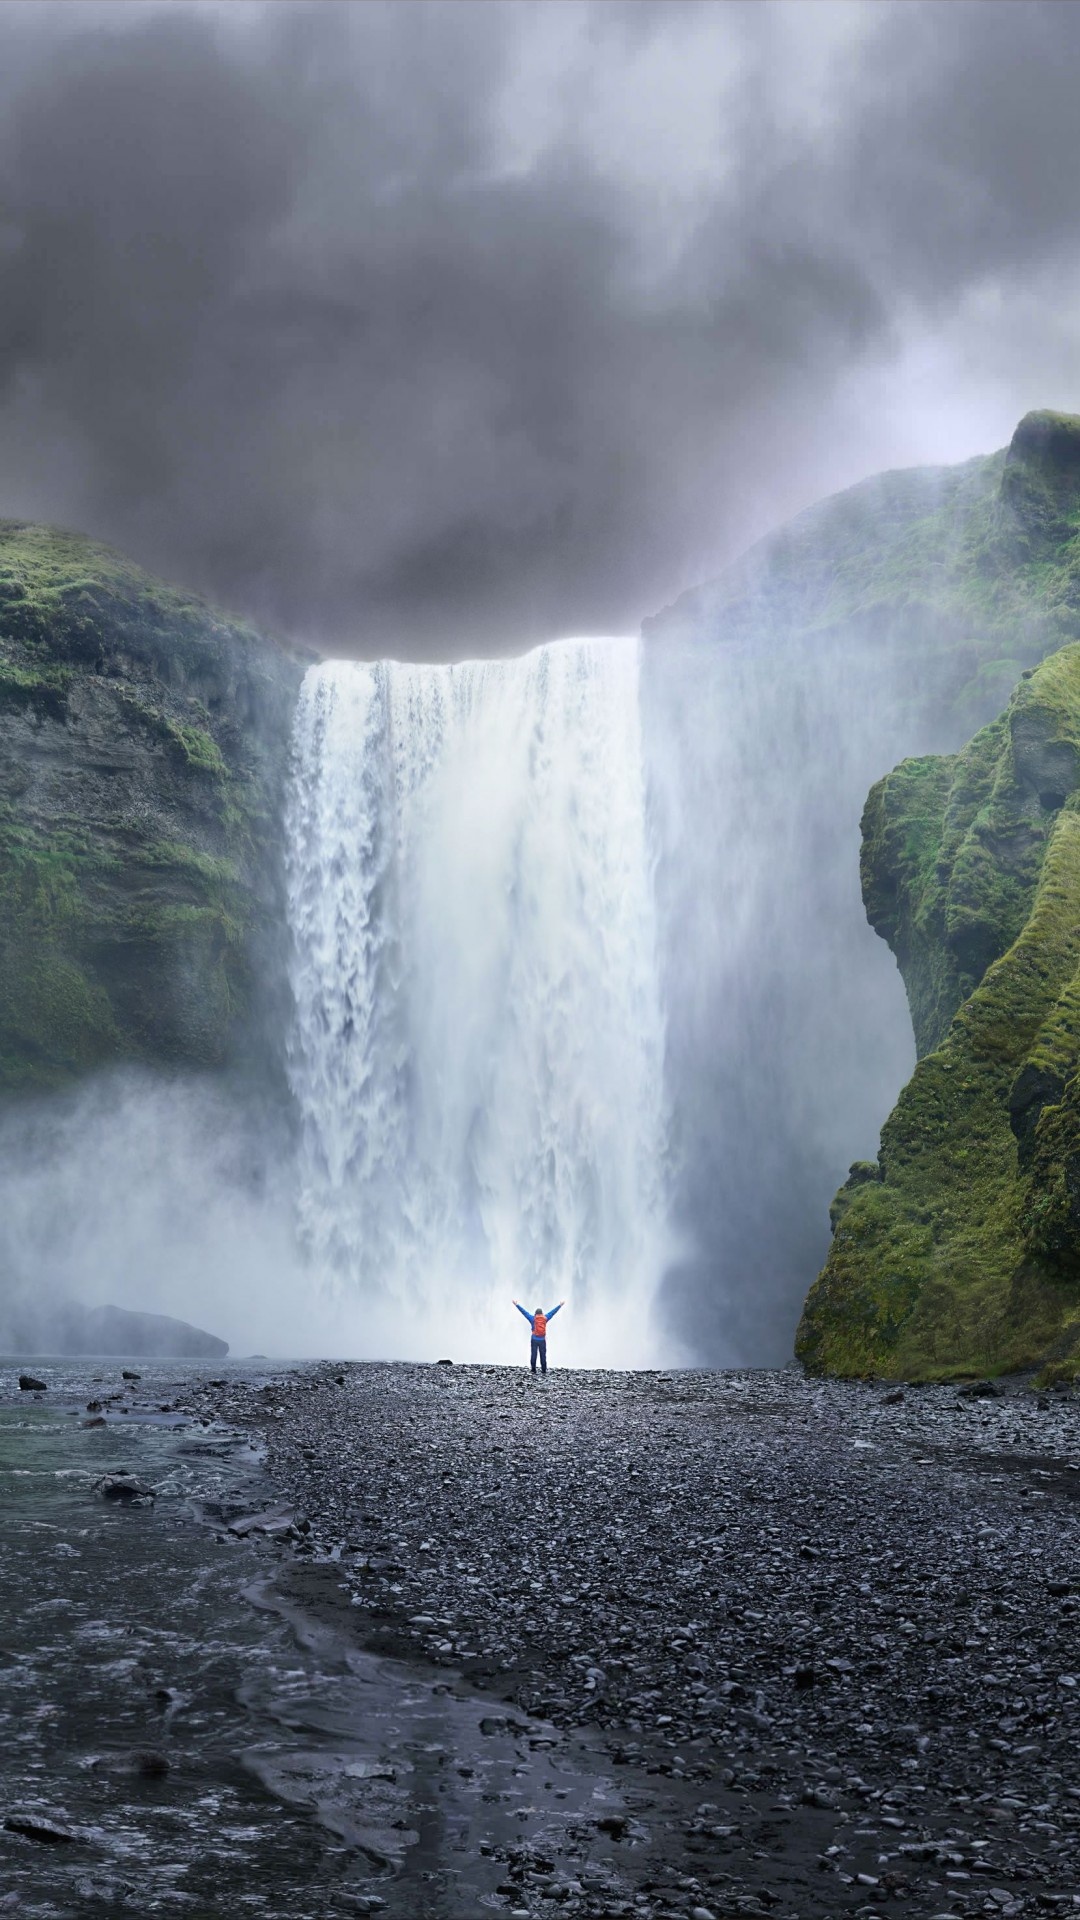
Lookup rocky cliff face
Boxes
[0,522,306,1090]
[645,408,1080,1365]
[797,638,1080,1383]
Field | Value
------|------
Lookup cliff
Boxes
[0,522,305,1091]
[797,636,1080,1383]
[645,409,1080,1366]
[647,408,1080,737]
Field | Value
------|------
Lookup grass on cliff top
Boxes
[653,412,1080,677]
[0,521,253,636]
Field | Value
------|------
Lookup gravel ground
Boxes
[182,1362,1080,1920]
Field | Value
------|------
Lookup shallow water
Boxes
[0,1361,632,1919]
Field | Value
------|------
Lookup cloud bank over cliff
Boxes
[2,0,1080,654]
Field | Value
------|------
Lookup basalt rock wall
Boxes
[0,521,307,1091]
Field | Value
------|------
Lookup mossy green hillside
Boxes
[797,644,1080,1381]
[648,410,1080,736]
[0,521,304,1088]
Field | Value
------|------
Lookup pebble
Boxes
[179,1361,1080,1918]
[91,1475,154,1504]
[4,1813,76,1845]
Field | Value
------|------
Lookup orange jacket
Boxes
[514,1301,563,1337]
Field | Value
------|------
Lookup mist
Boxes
[0,1072,304,1359]
[0,1067,593,1366]
[0,614,961,1370]
[644,627,926,1365]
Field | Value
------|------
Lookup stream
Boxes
[0,1361,635,1919]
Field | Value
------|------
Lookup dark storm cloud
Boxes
[1,0,1080,654]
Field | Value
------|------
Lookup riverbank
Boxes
[184,1361,1080,1919]
[3,1361,1079,1919]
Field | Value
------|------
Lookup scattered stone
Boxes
[92,1475,154,1503]
[174,1358,1080,1919]
[121,1370,141,1382]
[596,1814,628,1838]
[227,1507,294,1537]
[4,1812,76,1844]
[18,1376,46,1392]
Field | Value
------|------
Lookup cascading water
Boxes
[285,639,674,1365]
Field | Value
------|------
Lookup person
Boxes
[513,1298,564,1374]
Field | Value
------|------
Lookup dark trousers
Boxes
[530,1336,547,1374]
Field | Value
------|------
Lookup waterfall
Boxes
[285,639,673,1364]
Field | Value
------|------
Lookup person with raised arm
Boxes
[513,1298,565,1374]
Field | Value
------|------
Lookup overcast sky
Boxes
[1,0,1079,656]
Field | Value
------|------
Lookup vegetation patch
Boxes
[798,643,1080,1380]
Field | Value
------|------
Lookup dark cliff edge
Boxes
[798,417,1080,1382]
[0,521,308,1092]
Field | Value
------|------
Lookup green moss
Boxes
[172,724,227,776]
[0,809,258,1076]
[0,651,73,718]
[112,690,227,780]
[0,520,263,673]
[798,645,1080,1379]
[0,523,301,1090]
[137,840,239,884]
[0,816,121,1085]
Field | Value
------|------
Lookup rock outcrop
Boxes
[3,1301,228,1358]
[0,521,306,1090]
[798,638,1080,1382]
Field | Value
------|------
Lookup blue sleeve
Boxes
[546,1303,563,1321]
[514,1302,534,1323]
